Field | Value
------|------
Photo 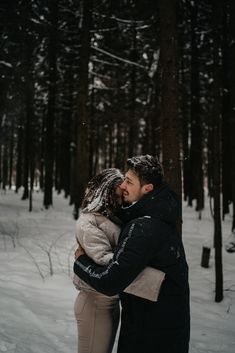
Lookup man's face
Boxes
[120,169,153,203]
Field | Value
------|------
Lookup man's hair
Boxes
[126,155,164,187]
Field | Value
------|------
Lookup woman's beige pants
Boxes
[74,290,120,353]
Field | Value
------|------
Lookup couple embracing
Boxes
[73,155,190,353]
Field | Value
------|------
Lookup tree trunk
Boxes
[221,4,231,219]
[22,67,34,201]
[212,0,223,303]
[39,110,46,191]
[15,120,23,193]
[2,148,8,191]
[8,120,14,189]
[0,68,8,190]
[128,22,137,157]
[178,0,190,203]
[188,2,204,215]
[89,71,95,176]
[73,0,93,218]
[228,0,235,231]
[61,108,72,198]
[159,0,182,231]
[43,0,58,208]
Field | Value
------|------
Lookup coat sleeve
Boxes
[76,215,118,266]
[74,218,157,296]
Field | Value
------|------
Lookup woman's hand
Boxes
[74,246,85,259]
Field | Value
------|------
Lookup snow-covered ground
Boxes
[0,189,235,353]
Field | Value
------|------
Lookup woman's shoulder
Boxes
[77,212,107,226]
[77,212,121,230]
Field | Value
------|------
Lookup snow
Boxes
[0,190,77,353]
[148,50,160,79]
[0,61,13,68]
[0,189,235,353]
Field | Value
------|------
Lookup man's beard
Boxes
[121,195,131,207]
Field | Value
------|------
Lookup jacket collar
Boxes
[118,182,169,223]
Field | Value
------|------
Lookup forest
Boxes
[0,0,235,300]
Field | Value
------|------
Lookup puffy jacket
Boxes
[73,212,120,293]
[74,183,190,353]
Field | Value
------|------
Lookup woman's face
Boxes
[115,185,123,205]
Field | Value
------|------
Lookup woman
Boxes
[73,168,123,353]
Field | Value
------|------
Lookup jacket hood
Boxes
[118,183,181,225]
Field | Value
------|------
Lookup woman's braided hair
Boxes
[81,168,124,217]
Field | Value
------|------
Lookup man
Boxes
[74,155,190,353]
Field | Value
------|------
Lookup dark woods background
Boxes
[0,0,235,236]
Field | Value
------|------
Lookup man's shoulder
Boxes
[122,215,161,234]
[131,215,161,225]
[123,215,171,236]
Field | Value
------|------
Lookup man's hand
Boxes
[74,246,85,259]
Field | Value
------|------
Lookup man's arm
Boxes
[74,219,156,296]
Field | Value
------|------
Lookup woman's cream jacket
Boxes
[73,212,120,294]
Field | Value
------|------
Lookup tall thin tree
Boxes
[43,0,58,208]
[228,0,235,231]
[212,0,223,303]
[73,0,93,218]
[159,0,182,232]
[188,1,204,217]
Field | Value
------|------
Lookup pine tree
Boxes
[73,0,93,218]
[43,0,59,208]
[158,0,181,199]
[212,0,223,303]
